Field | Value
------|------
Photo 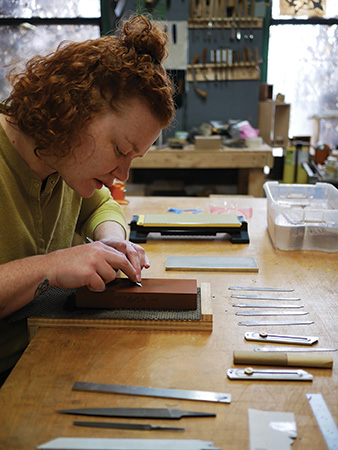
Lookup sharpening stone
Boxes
[166,256,258,272]
[76,278,198,311]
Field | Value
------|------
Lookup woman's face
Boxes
[51,97,162,198]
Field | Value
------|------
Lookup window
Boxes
[267,0,338,149]
[0,0,101,101]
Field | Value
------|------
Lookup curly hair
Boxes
[1,14,175,157]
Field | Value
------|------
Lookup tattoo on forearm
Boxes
[34,279,50,298]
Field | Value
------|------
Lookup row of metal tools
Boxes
[228,285,336,381]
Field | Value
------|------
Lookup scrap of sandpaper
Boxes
[248,409,297,450]
[168,207,203,214]
[209,204,252,219]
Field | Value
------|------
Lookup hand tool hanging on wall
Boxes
[249,0,255,39]
[191,54,208,99]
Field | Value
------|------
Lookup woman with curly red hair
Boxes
[0,14,174,385]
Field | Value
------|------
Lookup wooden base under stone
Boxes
[27,282,213,339]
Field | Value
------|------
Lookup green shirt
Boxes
[0,122,127,373]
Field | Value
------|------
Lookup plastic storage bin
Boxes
[263,181,338,251]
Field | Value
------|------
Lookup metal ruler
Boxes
[306,393,338,450]
[254,346,337,353]
[37,438,221,450]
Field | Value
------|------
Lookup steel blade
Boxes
[72,382,231,403]
[235,311,309,316]
[231,294,300,300]
[232,303,303,308]
[238,320,314,326]
[229,286,294,292]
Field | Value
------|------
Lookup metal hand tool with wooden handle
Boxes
[191,54,207,99]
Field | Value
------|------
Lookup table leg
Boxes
[238,168,265,197]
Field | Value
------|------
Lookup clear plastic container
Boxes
[263,181,338,252]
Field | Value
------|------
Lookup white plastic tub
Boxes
[263,181,338,251]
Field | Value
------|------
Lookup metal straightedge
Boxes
[37,438,221,450]
[254,346,337,353]
[72,381,231,404]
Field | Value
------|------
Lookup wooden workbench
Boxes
[131,144,274,197]
[0,196,337,450]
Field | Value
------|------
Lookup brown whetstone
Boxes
[76,278,198,311]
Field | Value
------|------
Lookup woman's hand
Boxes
[99,237,150,279]
[46,239,149,292]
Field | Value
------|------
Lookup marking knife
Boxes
[245,332,319,345]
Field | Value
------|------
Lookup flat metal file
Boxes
[73,421,185,431]
[37,438,221,450]
[59,407,216,419]
[72,381,231,403]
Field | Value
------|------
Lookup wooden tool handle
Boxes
[233,351,333,369]
[192,53,200,65]
[195,87,208,99]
